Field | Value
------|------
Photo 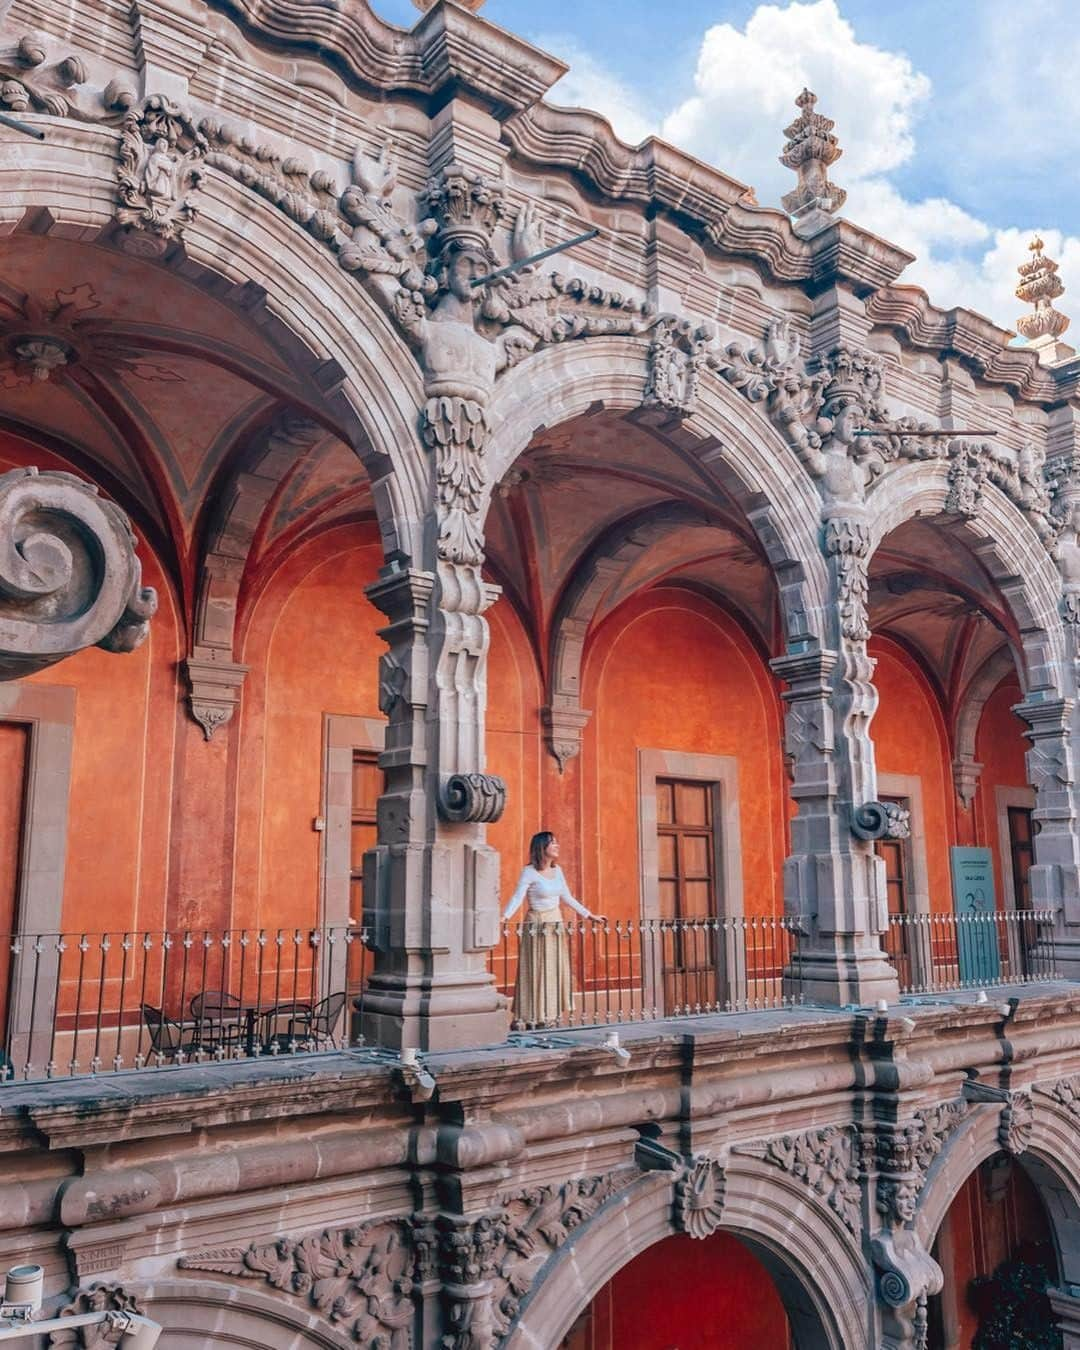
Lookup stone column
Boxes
[360,556,507,1051]
[772,644,897,1006]
[1050,1287,1080,1348]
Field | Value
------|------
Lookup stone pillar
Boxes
[1014,696,1080,974]
[1050,1287,1080,1348]
[361,559,507,1051]
[772,647,898,1007]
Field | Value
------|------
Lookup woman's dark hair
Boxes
[529,831,555,869]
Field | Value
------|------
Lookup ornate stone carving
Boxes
[1041,1076,1080,1114]
[0,467,157,680]
[48,1284,144,1347]
[0,32,96,120]
[674,1155,726,1239]
[944,444,984,518]
[780,89,846,226]
[825,514,872,643]
[852,799,911,842]
[643,317,715,417]
[952,755,983,811]
[1052,499,1080,626]
[183,649,248,741]
[116,95,207,251]
[871,1229,942,1350]
[180,1218,416,1346]
[872,1100,969,1231]
[755,1124,862,1236]
[1000,1092,1035,1156]
[1016,237,1070,342]
[437,773,507,824]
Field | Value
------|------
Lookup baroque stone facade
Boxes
[3,0,1080,1346]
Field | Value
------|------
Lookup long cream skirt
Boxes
[513,910,573,1027]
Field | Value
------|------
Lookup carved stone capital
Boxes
[0,467,157,680]
[183,646,249,741]
[952,755,984,810]
[48,1284,144,1347]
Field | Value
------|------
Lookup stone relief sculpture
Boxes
[115,95,207,251]
[0,467,157,680]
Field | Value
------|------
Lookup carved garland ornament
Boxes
[754,1124,862,1236]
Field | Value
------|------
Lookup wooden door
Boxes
[0,722,29,1056]
[348,750,382,994]
[1007,806,1034,911]
[876,798,913,986]
[657,778,719,1010]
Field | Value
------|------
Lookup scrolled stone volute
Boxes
[851,799,911,842]
[436,771,507,823]
[0,466,157,679]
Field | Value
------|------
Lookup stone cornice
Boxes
[207,0,567,119]
[866,285,1072,402]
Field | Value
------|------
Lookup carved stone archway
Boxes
[0,121,428,565]
[915,1088,1080,1294]
[503,1163,868,1350]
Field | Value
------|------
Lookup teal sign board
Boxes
[950,846,999,984]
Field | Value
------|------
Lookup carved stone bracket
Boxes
[872,1100,969,1231]
[852,799,911,842]
[870,1228,942,1350]
[183,647,249,741]
[0,467,157,680]
[437,772,507,823]
[962,1082,1034,1156]
[541,703,592,773]
[674,1155,726,1240]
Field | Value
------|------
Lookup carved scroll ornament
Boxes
[437,772,507,823]
[0,467,157,680]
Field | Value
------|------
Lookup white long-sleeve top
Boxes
[502,865,592,921]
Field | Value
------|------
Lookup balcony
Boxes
[0,909,1059,1086]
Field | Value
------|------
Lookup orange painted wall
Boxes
[974,678,1029,908]
[568,1232,790,1350]
[0,430,182,942]
[870,639,955,913]
[580,589,786,920]
[934,1158,1054,1349]
[235,528,384,931]
[487,599,543,900]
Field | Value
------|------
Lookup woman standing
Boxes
[502,831,600,1028]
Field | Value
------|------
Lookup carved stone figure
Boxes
[115,96,207,249]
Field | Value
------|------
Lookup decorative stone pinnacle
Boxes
[780,87,846,221]
[412,0,486,12]
[1016,236,1070,341]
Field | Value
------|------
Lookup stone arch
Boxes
[866,459,1066,699]
[0,119,428,564]
[952,648,1020,808]
[505,1163,869,1350]
[543,500,742,768]
[136,1278,355,1348]
[916,1094,1080,1291]
[484,338,830,651]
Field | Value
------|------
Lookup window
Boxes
[1007,806,1034,911]
[350,750,382,923]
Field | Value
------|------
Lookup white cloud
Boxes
[661,0,929,202]
[536,2,1080,335]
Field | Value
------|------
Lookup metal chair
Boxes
[308,991,347,1048]
[260,1000,314,1054]
[140,1003,198,1061]
[190,989,243,1051]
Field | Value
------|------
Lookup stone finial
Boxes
[780,88,846,224]
[1016,236,1070,341]
[412,0,487,11]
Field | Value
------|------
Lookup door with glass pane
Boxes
[657,778,719,1011]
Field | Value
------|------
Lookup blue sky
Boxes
[369,1,1080,330]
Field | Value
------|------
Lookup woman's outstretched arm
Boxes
[502,868,532,920]
[558,868,593,918]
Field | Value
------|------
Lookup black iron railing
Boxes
[0,925,370,1084]
[489,915,805,1029]
[886,909,1057,995]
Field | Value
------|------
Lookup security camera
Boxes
[117,1313,163,1349]
[3,1264,42,1315]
